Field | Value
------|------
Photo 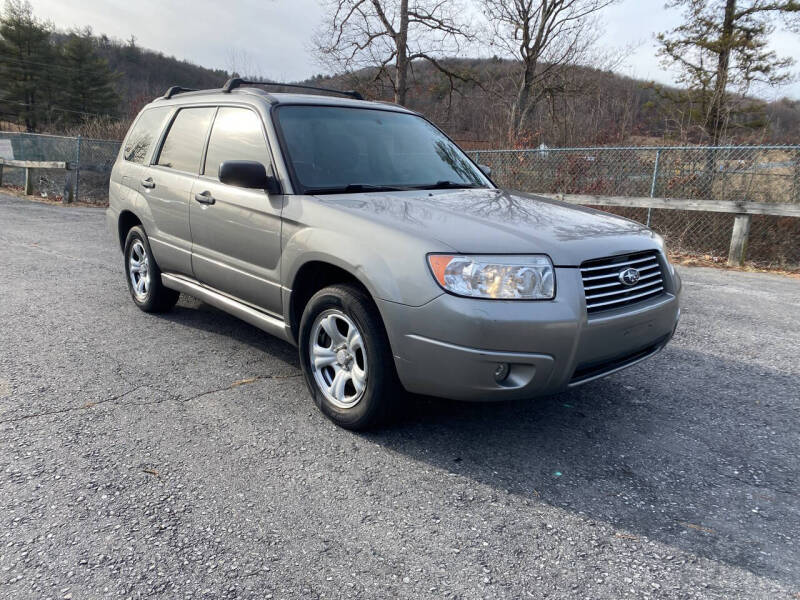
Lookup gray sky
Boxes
[29,0,800,100]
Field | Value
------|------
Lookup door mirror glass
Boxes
[479,164,492,178]
[219,160,280,193]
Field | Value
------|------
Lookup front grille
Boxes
[580,251,666,313]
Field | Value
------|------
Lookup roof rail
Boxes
[163,86,197,99]
[221,78,363,100]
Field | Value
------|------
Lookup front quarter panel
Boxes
[280,195,448,309]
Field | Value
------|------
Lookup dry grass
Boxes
[669,251,800,278]
[0,185,105,208]
[0,120,25,132]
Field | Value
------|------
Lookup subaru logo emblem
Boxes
[618,267,640,286]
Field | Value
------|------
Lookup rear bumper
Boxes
[106,206,120,247]
[378,265,681,401]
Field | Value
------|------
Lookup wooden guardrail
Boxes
[539,193,800,267]
[0,158,110,203]
[0,161,795,267]
[0,158,74,202]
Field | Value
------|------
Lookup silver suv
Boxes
[108,79,681,429]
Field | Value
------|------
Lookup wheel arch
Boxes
[117,209,143,251]
[287,259,378,343]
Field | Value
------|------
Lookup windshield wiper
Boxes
[304,183,411,195]
[305,181,485,194]
[413,181,485,190]
[344,183,411,192]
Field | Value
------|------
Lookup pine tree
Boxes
[0,0,55,131]
[657,0,800,143]
[58,28,119,124]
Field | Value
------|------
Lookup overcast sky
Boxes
[29,0,800,100]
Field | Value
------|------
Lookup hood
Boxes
[316,188,661,266]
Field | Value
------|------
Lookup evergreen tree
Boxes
[58,28,119,124]
[657,0,800,143]
[0,0,55,131]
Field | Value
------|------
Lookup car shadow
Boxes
[153,296,301,368]
[366,346,800,586]
[151,300,798,585]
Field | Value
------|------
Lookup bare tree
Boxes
[225,48,263,79]
[480,0,617,144]
[314,0,474,105]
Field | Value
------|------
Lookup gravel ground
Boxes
[0,193,798,599]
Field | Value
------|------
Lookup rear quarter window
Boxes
[122,107,172,164]
[156,107,216,174]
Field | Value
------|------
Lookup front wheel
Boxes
[298,284,399,430]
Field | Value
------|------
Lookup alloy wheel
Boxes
[128,239,150,300]
[309,309,368,409]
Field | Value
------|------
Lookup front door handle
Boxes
[194,191,215,205]
[141,177,155,189]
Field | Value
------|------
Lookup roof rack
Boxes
[163,86,197,99]
[221,77,363,100]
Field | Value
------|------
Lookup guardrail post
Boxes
[647,149,661,227]
[794,148,800,204]
[63,164,74,204]
[24,166,33,195]
[74,135,82,202]
[727,213,751,266]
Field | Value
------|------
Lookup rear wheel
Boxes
[123,226,179,313]
[298,284,398,430]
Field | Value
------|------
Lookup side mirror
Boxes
[219,160,281,194]
[479,164,492,178]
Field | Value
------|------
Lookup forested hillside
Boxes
[91,36,227,113]
[0,1,226,137]
[307,60,800,147]
[2,1,799,146]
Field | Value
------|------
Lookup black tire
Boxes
[298,284,399,430]
[123,225,179,313]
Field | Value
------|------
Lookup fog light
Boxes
[494,363,510,382]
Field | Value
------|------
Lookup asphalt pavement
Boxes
[1,192,798,599]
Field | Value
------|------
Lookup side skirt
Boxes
[161,273,295,346]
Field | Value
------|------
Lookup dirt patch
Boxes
[669,251,800,278]
[0,185,107,208]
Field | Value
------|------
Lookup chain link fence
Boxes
[1,133,798,268]
[0,131,121,203]
[470,146,800,269]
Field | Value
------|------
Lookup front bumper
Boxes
[378,265,681,401]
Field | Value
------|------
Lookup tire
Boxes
[123,225,179,313]
[298,284,399,430]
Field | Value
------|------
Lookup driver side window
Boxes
[203,107,270,179]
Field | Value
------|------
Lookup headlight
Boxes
[427,254,555,300]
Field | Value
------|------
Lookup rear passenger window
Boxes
[156,107,215,173]
[203,107,269,178]
[123,107,171,164]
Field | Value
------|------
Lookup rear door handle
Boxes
[194,191,215,205]
[141,177,155,189]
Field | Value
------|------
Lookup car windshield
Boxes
[274,105,491,194]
